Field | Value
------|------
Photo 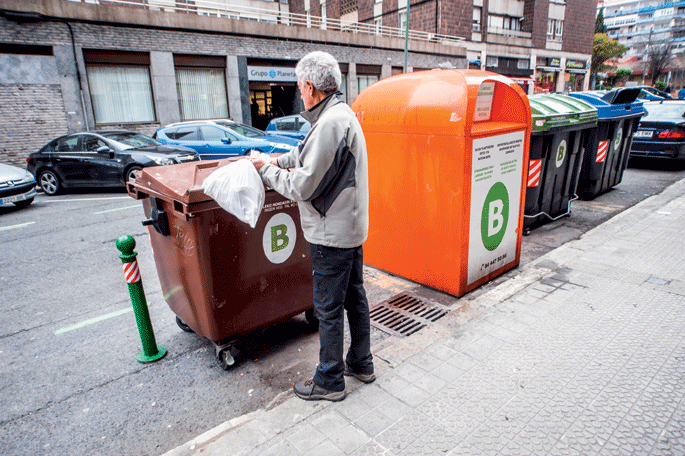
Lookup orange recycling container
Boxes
[351,69,531,297]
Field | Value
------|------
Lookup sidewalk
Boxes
[165,178,685,456]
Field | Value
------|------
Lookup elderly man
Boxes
[251,51,374,401]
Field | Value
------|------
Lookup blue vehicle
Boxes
[265,114,311,141]
[154,120,299,159]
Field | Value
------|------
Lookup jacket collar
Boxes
[301,91,343,126]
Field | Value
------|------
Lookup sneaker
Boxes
[344,364,376,383]
[293,379,347,401]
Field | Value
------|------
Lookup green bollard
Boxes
[116,235,167,363]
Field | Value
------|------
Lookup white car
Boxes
[0,163,37,209]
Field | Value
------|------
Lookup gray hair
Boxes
[296,51,342,93]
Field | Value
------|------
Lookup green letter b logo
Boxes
[271,224,289,252]
[481,182,509,251]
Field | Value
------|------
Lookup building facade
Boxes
[0,0,467,166]
[0,0,595,166]
[291,0,596,94]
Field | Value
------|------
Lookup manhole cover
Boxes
[369,291,450,338]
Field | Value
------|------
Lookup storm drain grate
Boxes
[369,291,450,338]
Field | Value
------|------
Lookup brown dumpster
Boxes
[126,158,314,369]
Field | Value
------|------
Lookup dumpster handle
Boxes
[523,194,579,222]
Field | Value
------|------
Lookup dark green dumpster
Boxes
[524,93,598,233]
[568,88,644,199]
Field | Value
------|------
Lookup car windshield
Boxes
[643,103,685,119]
[102,132,162,149]
[213,121,265,138]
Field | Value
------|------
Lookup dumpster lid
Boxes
[529,93,598,132]
[131,158,245,205]
[568,89,645,120]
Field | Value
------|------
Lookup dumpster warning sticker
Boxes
[474,82,495,122]
[468,130,525,285]
[263,212,297,264]
[596,140,608,163]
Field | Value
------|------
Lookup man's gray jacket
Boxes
[258,93,369,248]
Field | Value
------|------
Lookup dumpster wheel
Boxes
[176,316,195,333]
[215,344,240,370]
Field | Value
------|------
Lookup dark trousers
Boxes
[310,243,373,392]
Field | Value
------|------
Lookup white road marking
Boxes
[0,222,35,232]
[54,308,133,335]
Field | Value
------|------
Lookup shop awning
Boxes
[536,66,561,72]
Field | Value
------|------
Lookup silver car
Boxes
[0,163,37,209]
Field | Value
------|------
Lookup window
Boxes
[517,59,529,69]
[473,7,481,32]
[486,56,499,67]
[86,65,155,124]
[176,67,229,121]
[374,17,382,35]
[200,126,229,141]
[55,136,80,152]
[399,9,407,30]
[82,135,108,152]
[548,19,563,41]
[358,75,378,92]
[340,74,348,103]
[172,126,200,141]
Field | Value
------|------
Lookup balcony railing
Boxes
[79,0,466,46]
[487,27,532,39]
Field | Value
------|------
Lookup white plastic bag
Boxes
[201,159,265,228]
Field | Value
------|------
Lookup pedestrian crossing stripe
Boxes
[527,159,542,187]
[596,140,608,163]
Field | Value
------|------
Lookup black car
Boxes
[27,131,199,195]
[630,100,685,161]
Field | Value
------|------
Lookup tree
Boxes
[595,8,607,34]
[591,33,628,87]
[645,39,673,85]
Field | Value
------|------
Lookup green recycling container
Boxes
[524,94,598,232]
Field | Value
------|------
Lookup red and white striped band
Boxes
[122,260,141,284]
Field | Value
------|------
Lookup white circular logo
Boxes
[555,139,567,168]
[262,212,296,264]
[614,128,623,150]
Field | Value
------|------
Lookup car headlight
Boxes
[145,155,174,166]
[21,171,36,184]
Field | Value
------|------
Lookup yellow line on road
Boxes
[54,308,133,335]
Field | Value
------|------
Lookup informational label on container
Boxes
[468,130,525,285]
[263,212,297,264]
[473,82,495,122]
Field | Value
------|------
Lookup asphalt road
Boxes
[1,158,684,456]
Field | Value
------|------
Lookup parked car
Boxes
[0,163,37,209]
[636,86,673,101]
[630,100,685,160]
[154,120,299,159]
[265,114,311,141]
[27,131,199,195]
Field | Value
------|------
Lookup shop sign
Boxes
[248,66,297,82]
[566,60,586,69]
[547,58,561,67]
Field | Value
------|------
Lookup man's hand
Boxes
[248,156,278,172]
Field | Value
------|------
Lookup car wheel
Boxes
[13,198,34,208]
[39,170,61,196]
[127,166,143,182]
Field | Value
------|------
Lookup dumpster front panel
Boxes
[467,130,526,286]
